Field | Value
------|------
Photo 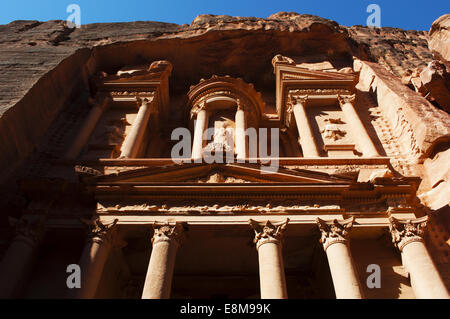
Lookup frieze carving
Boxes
[97,202,342,214]
[249,219,289,249]
[289,89,352,96]
[80,218,119,245]
[110,91,155,96]
[389,216,428,251]
[152,222,184,245]
[316,217,354,250]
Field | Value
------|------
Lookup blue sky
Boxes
[0,0,448,30]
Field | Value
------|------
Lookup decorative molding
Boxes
[152,222,184,246]
[249,219,289,249]
[316,217,354,250]
[337,94,356,106]
[289,89,352,96]
[389,216,428,251]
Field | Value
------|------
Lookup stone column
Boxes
[249,219,289,299]
[0,218,44,298]
[337,95,379,157]
[191,101,208,161]
[120,97,155,158]
[64,97,110,160]
[74,218,120,299]
[389,216,449,299]
[316,217,363,299]
[289,95,320,157]
[235,99,247,161]
[142,222,184,299]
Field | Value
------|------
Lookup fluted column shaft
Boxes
[64,97,110,160]
[0,219,44,298]
[338,95,379,157]
[74,219,119,299]
[191,102,208,161]
[235,100,247,161]
[390,216,449,299]
[120,97,154,158]
[290,95,320,157]
[142,223,183,299]
[317,217,363,299]
[250,219,289,299]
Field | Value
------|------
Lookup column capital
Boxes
[81,218,120,246]
[9,217,45,248]
[337,94,356,106]
[249,219,289,249]
[316,217,354,250]
[191,100,207,117]
[152,222,184,246]
[389,216,428,251]
[288,94,308,107]
[136,96,154,107]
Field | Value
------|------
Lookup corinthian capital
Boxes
[190,100,207,117]
[249,219,289,249]
[152,222,184,246]
[337,94,356,106]
[288,94,308,107]
[316,217,354,250]
[81,218,119,245]
[389,216,428,251]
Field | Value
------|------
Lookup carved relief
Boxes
[321,124,347,141]
[80,218,119,245]
[152,222,184,245]
[249,219,289,248]
[389,216,428,251]
[316,217,354,250]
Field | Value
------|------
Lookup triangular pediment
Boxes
[87,163,353,185]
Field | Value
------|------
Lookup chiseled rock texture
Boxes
[429,14,450,62]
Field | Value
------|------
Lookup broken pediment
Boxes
[85,162,353,185]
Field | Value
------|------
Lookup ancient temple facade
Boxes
[0,13,449,299]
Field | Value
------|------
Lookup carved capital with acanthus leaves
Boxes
[337,94,356,106]
[152,222,184,246]
[316,217,354,250]
[190,100,207,118]
[81,218,121,246]
[288,94,308,108]
[249,219,289,249]
[389,216,428,251]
